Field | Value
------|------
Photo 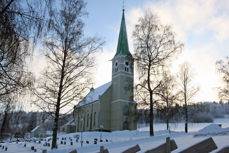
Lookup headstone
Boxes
[69,149,77,153]
[217,146,229,153]
[145,139,177,153]
[122,144,140,153]
[31,146,34,150]
[5,147,7,151]
[42,150,47,153]
[179,137,217,153]
[100,146,104,152]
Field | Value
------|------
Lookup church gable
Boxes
[76,82,112,108]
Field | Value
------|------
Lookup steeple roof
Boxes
[115,9,131,56]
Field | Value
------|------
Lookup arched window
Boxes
[125,61,130,72]
[123,106,129,116]
[87,114,89,127]
[94,112,96,126]
[115,61,118,72]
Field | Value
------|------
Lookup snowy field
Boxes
[1,117,229,153]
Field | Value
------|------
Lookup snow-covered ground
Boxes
[1,117,229,153]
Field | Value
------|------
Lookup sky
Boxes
[82,0,229,102]
[32,0,229,103]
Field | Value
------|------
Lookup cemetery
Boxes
[0,117,229,153]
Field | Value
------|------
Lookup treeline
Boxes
[0,111,71,138]
[137,101,229,124]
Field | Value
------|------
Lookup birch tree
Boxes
[216,57,229,102]
[178,62,199,133]
[133,11,183,136]
[32,0,103,149]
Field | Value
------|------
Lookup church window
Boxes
[87,114,89,127]
[124,61,130,72]
[115,61,118,72]
[94,112,96,126]
[125,61,129,66]
[90,113,92,129]
[123,106,129,116]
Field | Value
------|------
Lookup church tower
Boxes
[111,9,136,131]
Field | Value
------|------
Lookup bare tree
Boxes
[32,0,103,149]
[0,0,50,98]
[133,11,183,136]
[157,70,179,131]
[178,62,199,133]
[216,57,229,102]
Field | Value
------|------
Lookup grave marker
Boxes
[122,144,140,153]
[179,137,217,153]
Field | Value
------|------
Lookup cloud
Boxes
[94,49,114,87]
[124,0,229,101]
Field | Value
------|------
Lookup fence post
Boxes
[166,137,170,153]
[100,146,104,153]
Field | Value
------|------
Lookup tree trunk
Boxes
[0,110,8,138]
[166,100,169,130]
[51,49,67,149]
[185,102,188,133]
[149,91,154,136]
[0,102,10,138]
[184,90,188,133]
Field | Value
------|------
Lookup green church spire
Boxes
[115,9,131,56]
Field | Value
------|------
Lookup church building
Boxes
[73,9,137,132]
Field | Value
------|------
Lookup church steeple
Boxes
[115,9,131,56]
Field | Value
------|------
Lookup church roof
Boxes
[63,119,76,126]
[76,82,112,108]
[115,9,131,56]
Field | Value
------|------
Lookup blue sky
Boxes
[82,0,229,102]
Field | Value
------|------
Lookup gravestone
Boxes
[122,144,140,153]
[179,137,217,153]
[145,138,177,153]
[217,146,229,153]
[69,149,77,153]
[31,146,34,150]
[42,150,47,153]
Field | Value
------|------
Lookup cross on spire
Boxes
[122,0,125,12]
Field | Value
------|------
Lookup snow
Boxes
[76,82,111,108]
[1,117,229,153]
[31,126,40,132]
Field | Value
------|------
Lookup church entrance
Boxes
[123,121,128,130]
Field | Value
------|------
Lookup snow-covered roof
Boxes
[63,119,76,126]
[76,82,112,108]
[31,125,40,132]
